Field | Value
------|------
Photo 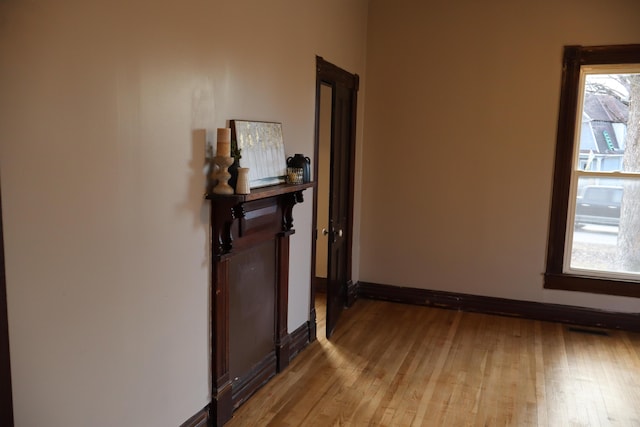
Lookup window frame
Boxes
[545,44,640,298]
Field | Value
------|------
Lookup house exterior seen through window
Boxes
[545,45,640,298]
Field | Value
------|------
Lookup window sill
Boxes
[544,272,640,298]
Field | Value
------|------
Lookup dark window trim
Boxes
[545,44,640,298]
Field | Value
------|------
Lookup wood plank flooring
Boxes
[227,295,640,426]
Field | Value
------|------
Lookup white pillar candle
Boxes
[216,128,231,157]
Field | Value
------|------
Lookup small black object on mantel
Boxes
[286,154,311,183]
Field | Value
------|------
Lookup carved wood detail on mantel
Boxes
[205,182,313,426]
[206,183,313,259]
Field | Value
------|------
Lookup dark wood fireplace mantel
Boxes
[206,182,313,426]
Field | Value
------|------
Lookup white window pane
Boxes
[568,177,640,278]
[579,72,640,174]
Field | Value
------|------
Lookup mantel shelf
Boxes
[205,182,315,202]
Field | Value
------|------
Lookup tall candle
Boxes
[216,128,231,157]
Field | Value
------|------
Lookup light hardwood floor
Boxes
[228,295,640,426]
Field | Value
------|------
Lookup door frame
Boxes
[309,56,358,340]
[0,180,14,426]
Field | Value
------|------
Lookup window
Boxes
[545,45,640,298]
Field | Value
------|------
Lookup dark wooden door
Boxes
[0,183,14,426]
[315,57,358,339]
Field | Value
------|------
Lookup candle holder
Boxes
[286,167,304,184]
[212,156,235,195]
[235,167,250,195]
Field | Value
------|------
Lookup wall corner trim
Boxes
[179,405,210,427]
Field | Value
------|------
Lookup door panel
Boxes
[314,57,358,339]
[314,84,332,293]
[326,84,353,338]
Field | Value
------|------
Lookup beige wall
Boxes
[0,1,368,426]
[361,0,640,311]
